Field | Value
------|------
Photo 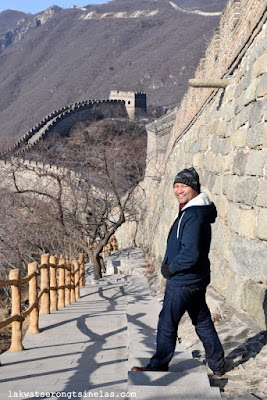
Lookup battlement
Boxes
[109,91,147,119]
[0,99,127,158]
[166,0,266,157]
[116,0,267,330]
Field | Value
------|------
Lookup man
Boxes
[131,167,225,375]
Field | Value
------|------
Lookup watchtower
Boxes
[109,90,147,120]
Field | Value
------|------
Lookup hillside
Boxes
[0,0,227,149]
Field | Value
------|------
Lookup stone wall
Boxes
[109,90,136,120]
[116,0,267,329]
[109,90,146,120]
[0,100,126,158]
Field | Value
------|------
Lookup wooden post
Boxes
[79,253,85,287]
[107,242,112,256]
[70,262,76,303]
[58,256,65,308]
[73,258,80,300]
[102,246,107,259]
[65,257,71,306]
[9,269,24,351]
[111,236,118,251]
[39,254,50,314]
[28,262,40,335]
[49,256,58,312]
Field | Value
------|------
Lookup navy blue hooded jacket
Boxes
[161,193,217,288]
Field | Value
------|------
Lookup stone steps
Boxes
[127,383,221,400]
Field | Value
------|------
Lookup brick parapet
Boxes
[165,0,266,161]
[116,0,267,329]
[0,99,126,158]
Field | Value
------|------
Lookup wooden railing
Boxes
[89,236,118,262]
[0,253,85,352]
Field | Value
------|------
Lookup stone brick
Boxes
[264,122,267,148]
[201,169,209,188]
[239,208,256,239]
[207,172,216,192]
[212,221,232,261]
[221,102,233,122]
[255,73,267,98]
[235,70,242,84]
[235,176,260,205]
[191,140,201,154]
[222,174,239,201]
[224,153,234,172]
[185,140,191,153]
[207,120,218,136]
[210,251,231,297]
[232,149,248,175]
[235,81,243,99]
[212,175,223,195]
[201,138,209,151]
[225,119,235,138]
[224,85,235,102]
[217,195,229,220]
[215,119,227,137]
[242,68,252,90]
[252,50,267,78]
[192,152,203,169]
[214,155,224,174]
[248,100,265,127]
[247,123,264,149]
[245,149,266,176]
[256,208,267,241]
[231,128,248,147]
[229,236,267,283]
[256,180,267,207]
[204,152,216,172]
[235,104,252,128]
[243,79,258,107]
[226,271,245,310]
[211,136,231,155]
[198,124,206,139]
[228,202,241,233]
[186,152,192,165]
[242,279,267,330]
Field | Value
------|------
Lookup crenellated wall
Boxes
[116,0,267,329]
[0,99,127,158]
[109,90,146,120]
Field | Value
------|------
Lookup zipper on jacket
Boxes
[177,212,184,239]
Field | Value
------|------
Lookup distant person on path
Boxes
[131,167,225,375]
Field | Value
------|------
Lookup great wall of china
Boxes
[0,0,266,329]
[0,99,127,158]
[116,0,267,330]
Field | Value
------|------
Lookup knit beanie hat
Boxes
[173,167,200,193]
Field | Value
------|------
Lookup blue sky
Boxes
[0,0,109,14]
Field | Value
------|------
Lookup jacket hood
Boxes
[181,192,217,223]
[182,192,211,209]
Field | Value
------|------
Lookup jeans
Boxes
[148,283,225,372]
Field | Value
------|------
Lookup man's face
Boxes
[173,183,198,205]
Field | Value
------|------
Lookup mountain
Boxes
[0,0,227,149]
[0,9,30,35]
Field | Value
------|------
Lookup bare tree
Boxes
[0,120,146,280]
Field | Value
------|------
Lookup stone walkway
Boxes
[0,248,221,400]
